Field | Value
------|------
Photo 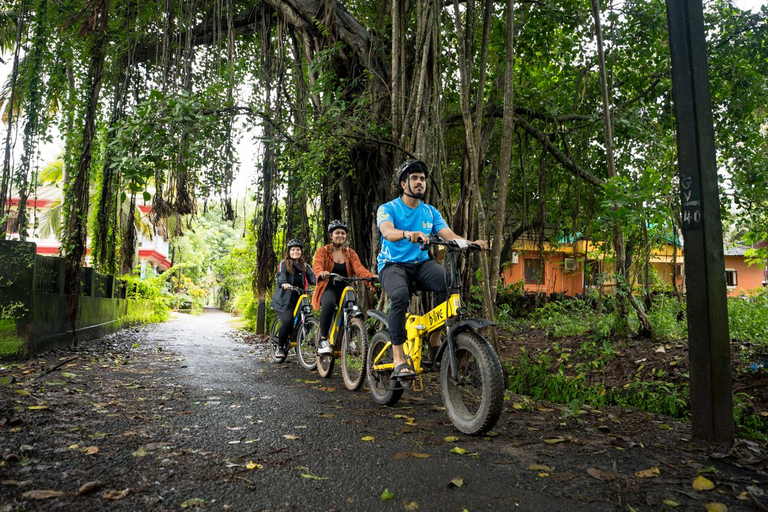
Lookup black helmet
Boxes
[396,159,429,185]
[286,239,303,250]
[327,219,349,234]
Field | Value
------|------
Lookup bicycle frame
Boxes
[326,283,365,355]
[288,289,313,344]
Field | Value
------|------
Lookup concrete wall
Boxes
[0,240,154,359]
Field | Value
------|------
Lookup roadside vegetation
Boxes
[486,283,768,439]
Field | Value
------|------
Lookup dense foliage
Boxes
[0,1,766,336]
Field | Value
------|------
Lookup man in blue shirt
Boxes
[376,159,487,378]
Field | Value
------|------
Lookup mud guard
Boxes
[366,309,389,330]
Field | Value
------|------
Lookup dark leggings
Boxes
[276,298,298,349]
[379,260,447,345]
[319,282,346,338]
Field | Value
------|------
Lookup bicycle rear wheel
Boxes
[297,317,319,370]
[269,318,285,363]
[366,331,403,406]
[341,317,368,391]
[440,331,504,435]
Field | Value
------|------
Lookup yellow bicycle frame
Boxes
[325,285,356,357]
[371,293,463,375]
[288,291,312,346]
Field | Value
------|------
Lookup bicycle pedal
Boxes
[412,376,424,392]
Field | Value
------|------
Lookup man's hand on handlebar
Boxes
[404,230,430,245]
[281,283,293,290]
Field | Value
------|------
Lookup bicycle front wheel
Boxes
[297,317,319,370]
[316,332,335,378]
[341,317,368,391]
[268,318,284,363]
[440,331,504,435]
[366,331,403,406]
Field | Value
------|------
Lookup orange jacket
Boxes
[311,244,375,311]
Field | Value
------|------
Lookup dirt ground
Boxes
[1,314,767,511]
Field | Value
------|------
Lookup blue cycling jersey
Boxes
[376,197,448,273]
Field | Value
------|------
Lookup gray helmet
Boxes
[328,219,349,234]
[396,159,429,185]
[286,239,303,250]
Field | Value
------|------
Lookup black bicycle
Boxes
[316,275,376,391]
[269,286,319,370]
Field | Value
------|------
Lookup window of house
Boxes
[725,269,737,288]
[524,259,544,284]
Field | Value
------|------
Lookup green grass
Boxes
[0,318,26,358]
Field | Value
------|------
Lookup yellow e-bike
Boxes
[366,239,504,435]
[316,274,376,390]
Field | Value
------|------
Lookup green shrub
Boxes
[729,292,768,343]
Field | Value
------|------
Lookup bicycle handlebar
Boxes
[327,274,377,283]
[286,285,313,293]
[422,238,483,251]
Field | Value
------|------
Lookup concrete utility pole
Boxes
[666,0,734,444]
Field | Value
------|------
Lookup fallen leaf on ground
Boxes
[77,481,104,495]
[21,490,65,499]
[301,473,328,480]
[381,488,394,500]
[451,446,467,455]
[404,502,419,510]
[543,437,566,444]
[662,499,680,507]
[635,467,660,478]
[84,446,99,455]
[693,475,715,491]
[448,477,464,488]
[246,461,263,470]
[705,503,727,512]
[361,436,375,441]
[180,497,206,508]
[529,464,554,472]
[102,488,130,500]
[27,405,48,410]
[283,434,299,440]
[444,436,459,442]
[132,446,150,457]
[2,480,32,487]
[587,467,616,481]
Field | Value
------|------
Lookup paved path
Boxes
[126,309,611,511]
[3,309,761,511]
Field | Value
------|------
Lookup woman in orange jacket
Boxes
[312,219,377,355]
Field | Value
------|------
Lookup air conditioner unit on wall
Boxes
[564,258,577,272]
[511,252,519,264]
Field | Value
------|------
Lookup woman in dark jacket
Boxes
[270,239,317,361]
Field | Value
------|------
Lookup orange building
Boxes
[723,245,767,297]
[501,233,764,298]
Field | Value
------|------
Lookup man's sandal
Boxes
[392,362,417,379]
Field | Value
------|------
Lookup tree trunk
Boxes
[451,0,495,323]
[64,0,111,336]
[490,0,516,299]
[591,0,633,336]
[0,0,28,237]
